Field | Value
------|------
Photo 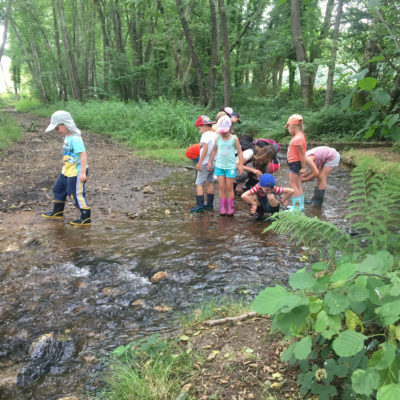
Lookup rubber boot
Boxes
[219,198,227,216]
[266,205,280,222]
[227,198,235,216]
[190,195,205,213]
[71,209,91,226]
[254,205,265,221]
[42,201,65,219]
[287,195,304,212]
[305,187,326,205]
[204,194,214,210]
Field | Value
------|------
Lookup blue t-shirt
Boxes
[61,135,86,177]
[215,135,236,169]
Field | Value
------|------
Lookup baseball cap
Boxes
[194,115,215,127]
[216,115,232,133]
[232,112,242,123]
[259,173,275,188]
[284,114,303,128]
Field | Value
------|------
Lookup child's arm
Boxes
[295,144,306,176]
[241,190,259,214]
[196,143,208,171]
[301,157,319,182]
[207,139,218,171]
[234,136,244,175]
[78,152,87,182]
[278,187,295,206]
[242,164,263,178]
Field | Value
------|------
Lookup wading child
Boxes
[285,114,307,211]
[190,115,217,212]
[301,146,341,205]
[42,110,91,225]
[208,115,244,216]
[241,173,294,221]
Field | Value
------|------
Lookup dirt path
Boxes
[0,109,178,228]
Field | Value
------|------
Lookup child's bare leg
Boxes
[225,178,235,199]
[267,193,279,207]
[241,192,259,214]
[317,166,334,190]
[289,173,303,197]
[217,176,226,198]
[196,185,204,196]
[206,181,214,195]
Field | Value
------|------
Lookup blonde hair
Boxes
[215,111,227,122]
[289,114,304,130]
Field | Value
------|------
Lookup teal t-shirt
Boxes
[62,135,86,177]
[215,135,236,169]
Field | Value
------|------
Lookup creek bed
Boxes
[0,164,352,399]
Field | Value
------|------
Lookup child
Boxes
[285,114,307,211]
[253,138,280,173]
[190,115,217,212]
[207,115,244,216]
[42,110,91,225]
[241,173,294,221]
[301,146,341,205]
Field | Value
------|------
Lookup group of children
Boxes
[40,108,340,226]
[189,110,341,221]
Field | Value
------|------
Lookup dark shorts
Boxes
[288,161,301,175]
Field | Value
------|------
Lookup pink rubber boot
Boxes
[227,198,235,216]
[219,198,227,215]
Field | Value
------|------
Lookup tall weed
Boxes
[0,112,23,151]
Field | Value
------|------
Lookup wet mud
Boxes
[0,110,353,399]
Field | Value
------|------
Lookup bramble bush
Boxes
[252,158,400,399]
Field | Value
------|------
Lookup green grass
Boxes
[0,112,23,151]
[96,334,200,400]
[179,298,251,328]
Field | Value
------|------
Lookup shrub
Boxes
[252,158,400,399]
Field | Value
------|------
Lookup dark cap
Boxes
[232,112,242,123]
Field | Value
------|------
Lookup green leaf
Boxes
[280,294,310,313]
[312,262,330,272]
[356,253,393,275]
[294,336,312,360]
[289,268,316,290]
[386,114,399,129]
[315,311,341,339]
[368,0,380,9]
[375,300,400,325]
[330,263,356,283]
[333,330,367,357]
[351,368,380,395]
[357,77,377,91]
[377,384,400,400]
[252,285,289,315]
[369,343,397,370]
[372,88,391,105]
[281,342,296,362]
[324,290,349,315]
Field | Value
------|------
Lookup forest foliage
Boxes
[0,0,399,142]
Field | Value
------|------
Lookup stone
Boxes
[150,271,168,283]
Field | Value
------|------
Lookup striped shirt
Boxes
[249,184,284,198]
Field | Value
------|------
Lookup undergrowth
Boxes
[253,157,400,399]
[0,112,23,151]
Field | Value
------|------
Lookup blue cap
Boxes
[259,173,275,188]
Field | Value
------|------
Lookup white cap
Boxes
[45,110,81,136]
[217,115,232,133]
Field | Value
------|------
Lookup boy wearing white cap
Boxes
[42,110,91,225]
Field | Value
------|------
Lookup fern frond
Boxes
[265,212,353,259]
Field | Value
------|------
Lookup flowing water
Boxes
[0,163,352,399]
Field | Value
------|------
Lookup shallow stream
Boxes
[0,164,352,399]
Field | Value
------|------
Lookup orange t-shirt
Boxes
[185,144,200,160]
[287,133,306,163]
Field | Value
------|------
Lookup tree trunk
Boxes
[10,20,48,103]
[325,0,344,106]
[52,0,67,101]
[176,0,206,105]
[94,0,111,95]
[57,0,82,100]
[218,0,231,107]
[0,0,12,63]
[208,0,219,109]
[290,0,313,106]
